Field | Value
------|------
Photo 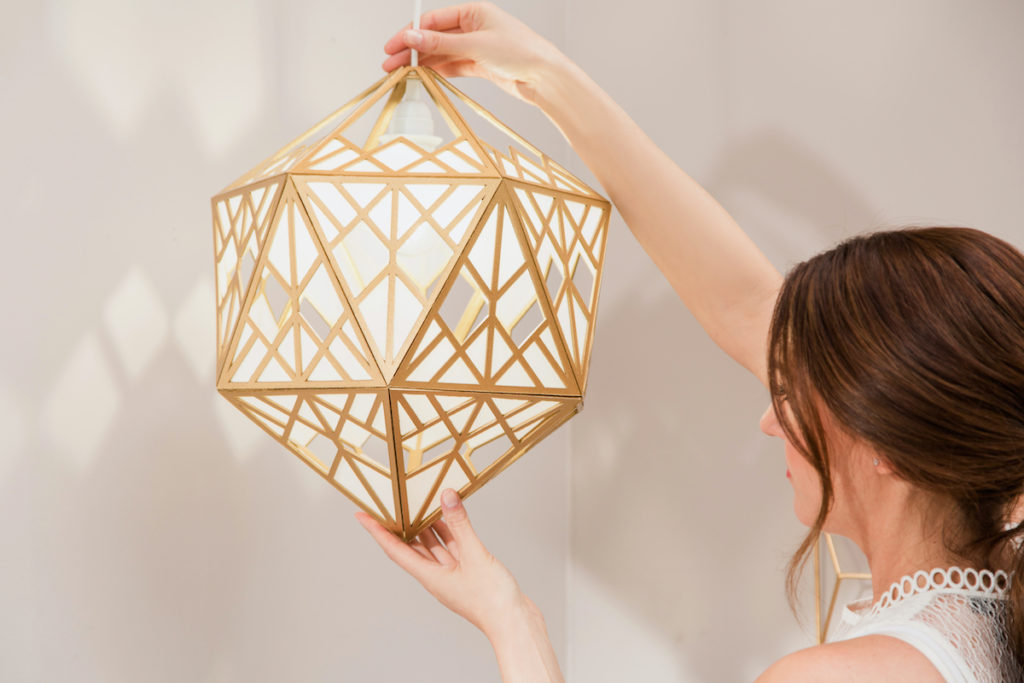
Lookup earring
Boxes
[873,458,880,466]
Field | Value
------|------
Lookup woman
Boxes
[355,4,1024,680]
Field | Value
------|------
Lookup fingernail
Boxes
[441,488,459,509]
[404,29,423,47]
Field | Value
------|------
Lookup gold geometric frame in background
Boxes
[212,65,611,540]
[814,532,871,643]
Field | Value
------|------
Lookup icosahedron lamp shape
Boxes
[212,66,610,539]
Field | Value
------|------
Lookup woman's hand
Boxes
[354,488,532,639]
[357,489,565,680]
[381,2,565,104]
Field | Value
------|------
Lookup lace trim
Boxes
[869,567,1012,616]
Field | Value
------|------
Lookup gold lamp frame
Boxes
[814,532,871,642]
[212,66,611,540]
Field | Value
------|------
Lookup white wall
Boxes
[3,1,1022,681]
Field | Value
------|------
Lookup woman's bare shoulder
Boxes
[754,635,943,682]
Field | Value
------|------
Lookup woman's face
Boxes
[760,401,823,527]
[760,394,873,536]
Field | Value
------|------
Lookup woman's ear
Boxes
[870,451,895,475]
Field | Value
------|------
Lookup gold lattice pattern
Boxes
[212,66,610,539]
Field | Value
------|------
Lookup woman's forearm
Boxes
[530,56,782,384]
[485,599,564,682]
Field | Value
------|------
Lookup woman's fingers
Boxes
[382,48,412,72]
[381,35,469,71]
[425,59,483,80]
[354,511,439,580]
[418,527,456,567]
[405,29,478,59]
[420,5,471,32]
[431,518,458,558]
[383,47,481,79]
[383,5,467,55]
[354,490,483,578]
[438,489,485,557]
[408,537,435,562]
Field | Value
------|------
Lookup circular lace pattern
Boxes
[872,567,1012,614]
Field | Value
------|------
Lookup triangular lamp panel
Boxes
[220,70,405,193]
[212,178,283,371]
[511,184,610,390]
[294,176,498,380]
[395,190,577,395]
[433,76,601,197]
[392,390,578,532]
[222,180,382,388]
[230,390,398,523]
[288,72,497,177]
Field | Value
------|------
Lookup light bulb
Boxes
[378,80,443,152]
[398,222,450,293]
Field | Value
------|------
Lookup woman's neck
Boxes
[841,478,974,604]
[862,529,963,604]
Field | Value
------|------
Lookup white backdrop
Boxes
[2,1,1022,681]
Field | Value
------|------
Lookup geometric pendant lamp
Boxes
[211,65,611,540]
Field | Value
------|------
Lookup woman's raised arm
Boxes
[384,2,782,385]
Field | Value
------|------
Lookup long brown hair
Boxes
[767,226,1024,662]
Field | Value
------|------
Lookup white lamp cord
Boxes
[411,0,422,67]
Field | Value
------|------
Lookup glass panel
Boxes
[467,208,498,277]
[495,273,536,332]
[396,225,451,294]
[438,357,476,385]
[300,269,340,336]
[352,459,395,519]
[408,336,456,382]
[521,344,561,387]
[231,338,266,382]
[416,463,470,524]
[235,396,287,438]
[334,457,381,512]
[358,280,390,358]
[511,186,609,385]
[510,302,543,347]
[225,187,379,386]
[494,360,533,387]
[297,326,319,375]
[371,140,427,171]
[571,253,596,304]
[404,459,447,520]
[262,273,290,323]
[342,222,390,296]
[447,404,475,433]
[496,208,524,287]
[396,197,572,392]
[489,330,513,372]
[306,432,339,470]
[257,356,290,383]
[440,274,487,344]
[297,178,494,375]
[213,181,281,360]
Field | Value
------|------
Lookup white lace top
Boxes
[829,568,1021,682]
